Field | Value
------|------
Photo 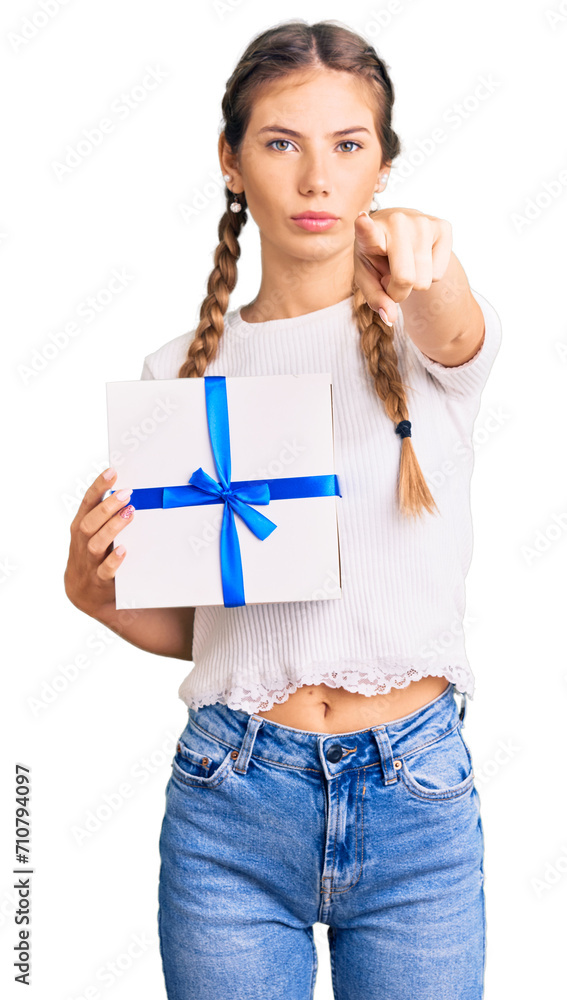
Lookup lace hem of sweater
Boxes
[178,663,474,713]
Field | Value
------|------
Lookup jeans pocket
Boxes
[171,721,238,789]
[396,722,475,802]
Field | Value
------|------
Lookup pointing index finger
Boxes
[354,212,389,257]
[378,223,416,305]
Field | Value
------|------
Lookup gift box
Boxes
[105,373,342,609]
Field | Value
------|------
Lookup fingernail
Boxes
[103,467,116,481]
[115,544,126,556]
[116,488,132,501]
[357,210,369,218]
[378,308,393,327]
[119,505,135,519]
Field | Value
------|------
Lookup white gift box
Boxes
[105,373,342,609]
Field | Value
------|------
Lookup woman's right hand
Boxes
[64,468,135,617]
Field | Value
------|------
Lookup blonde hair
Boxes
[178,19,438,519]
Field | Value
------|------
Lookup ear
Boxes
[218,132,243,190]
[377,161,392,184]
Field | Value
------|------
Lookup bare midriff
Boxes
[254,674,451,734]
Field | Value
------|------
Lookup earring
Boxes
[223,174,242,212]
[370,191,380,212]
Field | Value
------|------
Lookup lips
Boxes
[291,212,338,220]
[291,215,339,232]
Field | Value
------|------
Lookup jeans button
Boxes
[326,744,343,763]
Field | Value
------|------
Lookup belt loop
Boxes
[232,714,265,775]
[371,725,397,785]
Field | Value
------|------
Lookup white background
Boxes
[2,0,565,997]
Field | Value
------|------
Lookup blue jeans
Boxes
[158,681,486,999]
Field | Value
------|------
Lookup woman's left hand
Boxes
[353,207,453,326]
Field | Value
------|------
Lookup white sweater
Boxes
[140,290,502,712]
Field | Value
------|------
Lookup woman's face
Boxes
[225,68,388,261]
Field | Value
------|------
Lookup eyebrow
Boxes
[256,125,371,138]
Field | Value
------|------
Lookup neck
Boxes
[240,240,355,324]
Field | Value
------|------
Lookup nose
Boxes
[298,153,332,197]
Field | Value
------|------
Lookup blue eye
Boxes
[266,139,362,152]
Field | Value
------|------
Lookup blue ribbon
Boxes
[112,375,341,608]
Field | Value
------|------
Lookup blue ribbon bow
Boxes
[113,375,341,608]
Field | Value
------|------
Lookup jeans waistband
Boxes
[187,682,467,781]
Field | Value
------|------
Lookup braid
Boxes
[352,279,439,520]
[177,189,248,379]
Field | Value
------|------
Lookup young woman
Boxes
[64,20,501,1000]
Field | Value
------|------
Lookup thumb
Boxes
[355,210,376,233]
